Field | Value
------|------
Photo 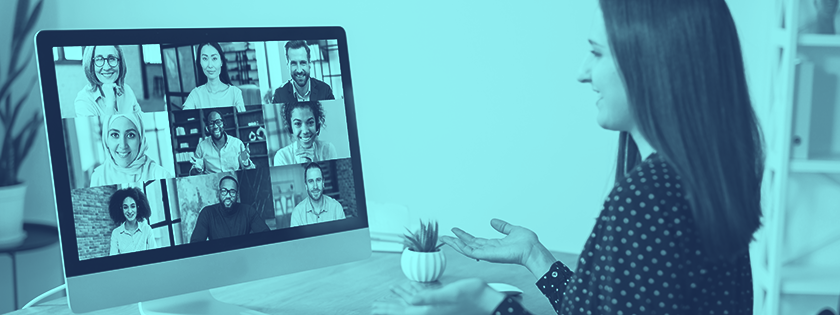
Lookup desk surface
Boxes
[10,247,578,315]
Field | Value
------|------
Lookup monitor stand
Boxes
[139,290,269,315]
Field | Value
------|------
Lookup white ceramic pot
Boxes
[400,248,446,282]
[0,183,27,248]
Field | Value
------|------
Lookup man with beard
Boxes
[272,40,335,104]
[190,175,269,242]
[190,110,255,174]
[290,162,345,227]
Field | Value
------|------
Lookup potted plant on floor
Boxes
[401,219,446,282]
[0,0,45,248]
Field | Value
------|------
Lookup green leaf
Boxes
[0,64,28,107]
[12,0,30,46]
[21,0,43,38]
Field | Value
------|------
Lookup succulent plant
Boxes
[403,219,444,252]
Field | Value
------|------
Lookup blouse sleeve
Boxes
[234,87,246,112]
[182,88,197,110]
[536,261,576,313]
[109,229,119,255]
[74,88,99,117]
[492,297,533,315]
[490,261,574,315]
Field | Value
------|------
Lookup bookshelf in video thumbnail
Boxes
[170,106,268,176]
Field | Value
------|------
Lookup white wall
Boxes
[1,0,773,311]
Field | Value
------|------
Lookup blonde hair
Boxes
[81,45,127,92]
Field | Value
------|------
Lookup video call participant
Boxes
[290,162,345,227]
[190,110,255,174]
[272,40,335,104]
[90,112,172,187]
[189,175,269,242]
[182,42,246,112]
[109,187,157,255]
[273,101,337,166]
[74,45,141,117]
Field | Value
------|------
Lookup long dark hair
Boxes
[195,42,232,86]
[602,0,765,260]
[108,187,152,226]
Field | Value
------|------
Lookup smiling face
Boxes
[305,167,324,201]
[577,7,636,133]
[207,111,224,140]
[287,47,310,87]
[122,196,137,223]
[93,46,120,85]
[200,44,222,81]
[290,106,317,146]
[218,178,237,209]
[106,116,141,167]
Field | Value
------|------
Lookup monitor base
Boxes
[139,290,268,315]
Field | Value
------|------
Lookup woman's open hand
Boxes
[442,219,556,278]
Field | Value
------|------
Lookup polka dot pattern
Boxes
[493,153,754,315]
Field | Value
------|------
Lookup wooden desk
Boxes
[10,247,578,315]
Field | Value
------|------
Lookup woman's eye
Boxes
[590,50,601,57]
[110,132,119,138]
[126,132,137,139]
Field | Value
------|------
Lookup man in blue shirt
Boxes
[290,162,345,227]
[190,110,255,174]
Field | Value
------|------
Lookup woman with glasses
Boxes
[90,112,173,187]
[182,42,246,112]
[109,187,157,255]
[74,45,142,117]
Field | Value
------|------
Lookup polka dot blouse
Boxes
[493,153,753,315]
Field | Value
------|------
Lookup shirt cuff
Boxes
[492,297,531,315]
[535,261,574,296]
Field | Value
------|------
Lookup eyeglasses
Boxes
[210,119,224,127]
[93,56,120,67]
[220,188,237,196]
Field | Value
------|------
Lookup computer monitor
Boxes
[35,27,371,314]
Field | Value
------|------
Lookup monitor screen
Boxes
[37,28,370,312]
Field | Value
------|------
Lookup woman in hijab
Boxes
[89,112,173,187]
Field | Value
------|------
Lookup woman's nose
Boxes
[577,58,592,83]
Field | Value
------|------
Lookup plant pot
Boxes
[0,183,27,249]
[400,248,446,282]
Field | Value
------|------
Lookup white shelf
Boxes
[790,159,840,173]
[781,266,840,295]
[798,34,840,47]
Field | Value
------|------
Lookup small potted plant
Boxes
[400,219,446,282]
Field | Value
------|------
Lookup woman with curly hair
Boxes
[273,101,337,166]
[108,187,157,255]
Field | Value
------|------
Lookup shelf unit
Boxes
[222,42,259,87]
[758,0,840,314]
[169,105,270,177]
